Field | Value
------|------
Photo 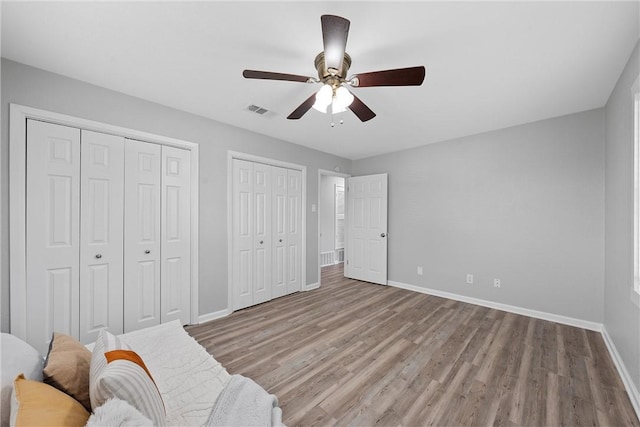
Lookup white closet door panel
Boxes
[124,140,161,332]
[79,130,124,343]
[252,163,272,305]
[233,159,254,310]
[286,169,302,294]
[271,167,288,299]
[161,146,191,324]
[26,120,81,354]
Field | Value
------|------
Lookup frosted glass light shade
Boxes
[312,84,333,113]
[335,86,354,108]
[331,86,354,114]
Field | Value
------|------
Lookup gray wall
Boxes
[353,109,605,323]
[604,40,640,396]
[0,58,352,331]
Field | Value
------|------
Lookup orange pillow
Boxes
[11,374,90,427]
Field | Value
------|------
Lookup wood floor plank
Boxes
[186,264,640,427]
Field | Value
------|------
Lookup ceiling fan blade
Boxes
[287,93,317,120]
[243,70,313,83]
[351,66,426,87]
[321,15,350,72]
[348,93,376,122]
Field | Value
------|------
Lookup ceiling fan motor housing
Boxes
[314,52,352,87]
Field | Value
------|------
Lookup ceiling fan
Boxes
[242,15,426,122]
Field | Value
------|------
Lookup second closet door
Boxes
[232,159,302,311]
[232,159,273,309]
[272,167,302,298]
[124,140,162,332]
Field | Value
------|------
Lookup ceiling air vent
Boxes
[247,104,269,115]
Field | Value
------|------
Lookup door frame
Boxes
[226,151,307,312]
[317,169,351,287]
[9,104,200,338]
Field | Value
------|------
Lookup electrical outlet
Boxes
[494,278,501,288]
[417,266,423,276]
[466,274,473,284]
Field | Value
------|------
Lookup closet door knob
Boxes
[259,240,264,245]
[144,250,151,254]
[380,233,386,238]
[279,239,283,243]
[95,254,102,259]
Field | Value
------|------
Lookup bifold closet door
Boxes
[232,159,272,310]
[286,169,302,294]
[26,120,81,354]
[232,159,302,310]
[232,159,253,310]
[272,167,302,297]
[272,167,288,299]
[79,130,125,344]
[252,162,272,305]
[124,140,161,332]
[160,146,191,324]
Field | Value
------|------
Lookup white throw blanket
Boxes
[121,321,231,426]
[207,375,284,427]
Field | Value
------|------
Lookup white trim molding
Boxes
[633,75,640,300]
[9,104,201,337]
[602,326,640,420]
[387,280,603,331]
[317,169,351,290]
[198,309,231,324]
[305,282,320,291]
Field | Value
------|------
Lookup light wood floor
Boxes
[186,264,639,426]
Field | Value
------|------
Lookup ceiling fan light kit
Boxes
[243,14,426,123]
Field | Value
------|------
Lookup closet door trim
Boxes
[9,104,200,339]
[226,151,307,312]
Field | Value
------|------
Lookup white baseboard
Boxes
[197,309,231,324]
[305,282,320,291]
[601,326,640,420]
[387,280,602,331]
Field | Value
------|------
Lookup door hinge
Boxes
[346,259,349,264]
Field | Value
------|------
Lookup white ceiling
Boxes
[2,1,639,160]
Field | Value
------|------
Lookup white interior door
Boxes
[345,173,388,285]
[252,162,272,305]
[286,169,302,294]
[124,139,161,332]
[79,130,125,343]
[160,146,191,324]
[272,166,288,299]
[232,159,254,310]
[26,120,81,354]
[335,184,345,251]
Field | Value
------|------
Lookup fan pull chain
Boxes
[330,112,345,128]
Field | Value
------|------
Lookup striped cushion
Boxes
[90,329,166,426]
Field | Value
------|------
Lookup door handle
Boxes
[279,239,283,243]
[95,254,102,259]
[144,250,151,254]
[259,240,264,244]
[380,233,386,238]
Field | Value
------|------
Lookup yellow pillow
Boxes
[11,374,90,427]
